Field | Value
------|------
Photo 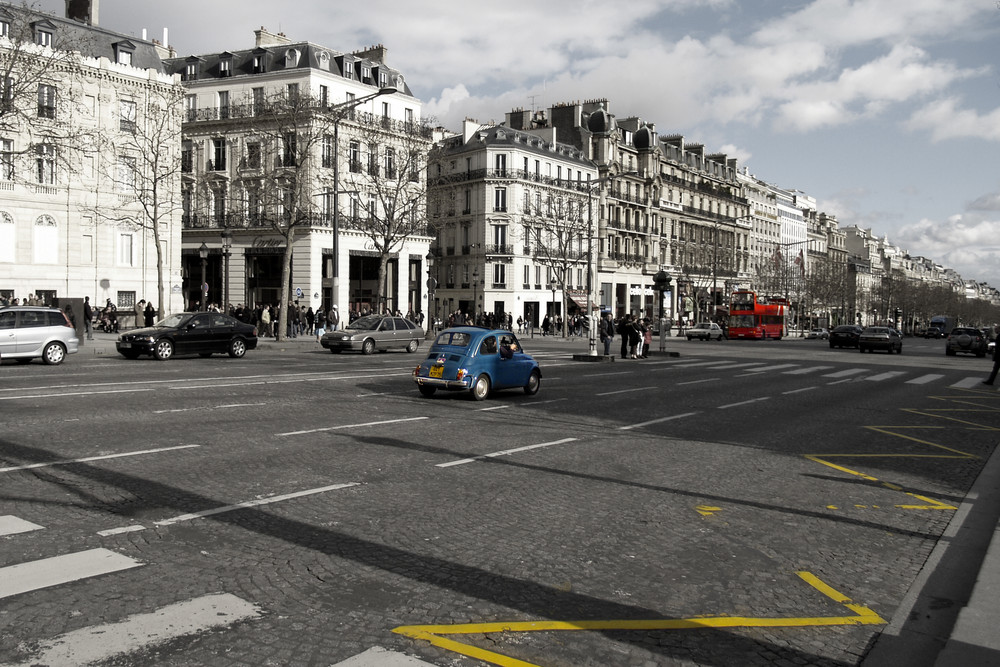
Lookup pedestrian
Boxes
[134,299,145,330]
[984,332,1000,385]
[627,317,640,358]
[642,318,652,358]
[619,315,630,359]
[600,312,615,356]
[144,301,156,327]
[315,308,326,341]
[328,305,340,332]
[261,305,272,337]
[83,296,93,340]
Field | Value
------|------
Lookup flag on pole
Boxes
[794,249,805,276]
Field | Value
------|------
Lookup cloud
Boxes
[906,98,1000,142]
[894,213,1000,286]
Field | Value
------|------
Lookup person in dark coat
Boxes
[984,332,1000,385]
[144,302,156,327]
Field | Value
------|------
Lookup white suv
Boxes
[0,306,80,365]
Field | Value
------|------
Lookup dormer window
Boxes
[361,65,371,83]
[33,19,56,47]
[0,19,10,38]
[219,58,232,77]
[252,51,267,74]
[183,57,202,82]
[317,51,330,71]
[284,48,300,68]
[113,41,135,66]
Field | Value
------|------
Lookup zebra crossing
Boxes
[0,515,435,666]
[654,357,993,389]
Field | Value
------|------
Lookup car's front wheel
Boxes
[362,338,376,355]
[153,339,174,360]
[471,373,491,401]
[42,342,66,365]
[228,338,247,358]
[524,369,541,395]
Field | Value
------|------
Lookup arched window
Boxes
[33,215,57,264]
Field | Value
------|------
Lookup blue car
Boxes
[413,326,541,400]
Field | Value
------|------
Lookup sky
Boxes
[37,0,1000,289]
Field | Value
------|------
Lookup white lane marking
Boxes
[718,396,771,409]
[0,388,154,401]
[824,368,869,378]
[783,386,818,395]
[583,371,632,377]
[827,378,855,386]
[7,593,260,667]
[97,525,146,537]
[739,364,800,373]
[784,366,834,375]
[154,402,266,414]
[276,416,428,437]
[479,405,511,411]
[172,372,405,390]
[665,360,736,368]
[0,516,44,537]
[520,398,567,407]
[333,646,439,666]
[676,378,718,386]
[596,386,657,396]
[153,483,360,527]
[619,412,699,431]
[0,445,200,474]
[700,362,768,370]
[0,370,370,394]
[437,438,577,468]
[865,371,907,382]
[0,548,142,599]
[953,376,988,389]
[907,374,945,385]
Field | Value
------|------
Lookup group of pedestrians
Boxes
[598,312,653,359]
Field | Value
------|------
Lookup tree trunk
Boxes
[277,235,295,341]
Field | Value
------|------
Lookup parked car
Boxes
[116,312,258,360]
[829,325,863,349]
[806,327,830,340]
[321,314,424,354]
[945,327,988,357]
[859,326,903,354]
[924,327,944,339]
[0,306,79,365]
[413,326,541,401]
[686,322,725,341]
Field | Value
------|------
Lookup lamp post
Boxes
[472,268,479,324]
[221,229,232,314]
[550,278,557,335]
[329,87,397,311]
[198,242,209,311]
[425,250,437,337]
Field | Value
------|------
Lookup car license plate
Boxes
[119,342,131,348]
[429,365,444,378]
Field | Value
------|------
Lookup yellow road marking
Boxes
[695,505,722,517]
[393,571,884,667]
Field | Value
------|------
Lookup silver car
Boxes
[686,322,725,341]
[0,306,80,365]
[320,314,424,354]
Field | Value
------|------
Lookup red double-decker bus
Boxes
[728,290,787,339]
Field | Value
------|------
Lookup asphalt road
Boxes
[1,334,998,666]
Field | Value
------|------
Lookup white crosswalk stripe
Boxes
[907,374,945,385]
[865,371,908,382]
[0,547,142,600]
[824,368,869,378]
[952,376,989,389]
[0,515,44,537]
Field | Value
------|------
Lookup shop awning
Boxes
[566,290,599,310]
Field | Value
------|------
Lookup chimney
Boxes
[66,0,98,25]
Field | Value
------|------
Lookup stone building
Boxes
[0,2,184,320]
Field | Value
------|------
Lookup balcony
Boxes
[485,244,513,256]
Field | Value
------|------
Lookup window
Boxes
[349,140,360,172]
[36,144,55,184]
[116,156,136,192]
[185,94,197,121]
[114,42,134,66]
[117,291,136,309]
[493,225,507,248]
[494,187,507,212]
[36,28,52,47]
[181,140,193,173]
[184,62,197,81]
[34,215,57,264]
[381,101,389,118]
[1,139,12,180]
[494,153,507,176]
[219,58,231,77]
[319,85,330,107]
[118,232,133,266]
[322,135,334,168]
[212,189,225,224]
[252,87,264,115]
[252,54,266,74]
[384,147,395,179]
[218,90,229,119]
[119,100,136,132]
[282,132,296,167]
[212,138,226,171]
[367,142,378,176]
[0,20,9,38]
[286,83,299,101]
[0,212,13,262]
[37,84,55,119]
[245,141,261,169]
[493,264,506,287]
[405,108,413,125]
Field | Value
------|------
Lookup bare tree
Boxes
[84,86,185,320]
[339,112,433,314]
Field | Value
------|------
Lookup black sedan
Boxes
[116,312,258,360]
[829,325,863,349]
[859,326,902,354]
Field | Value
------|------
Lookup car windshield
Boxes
[434,331,472,348]
[863,327,889,334]
[833,326,856,332]
[346,315,383,331]
[156,313,193,328]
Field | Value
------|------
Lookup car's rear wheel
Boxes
[406,339,419,353]
[471,373,491,401]
[418,384,436,397]
[153,339,174,360]
[228,338,247,358]
[42,342,66,365]
[524,369,541,395]
[362,338,376,355]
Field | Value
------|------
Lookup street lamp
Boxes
[220,229,232,313]
[425,250,437,337]
[330,86,397,311]
[198,242,209,311]
[550,278,557,335]
[472,268,479,324]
